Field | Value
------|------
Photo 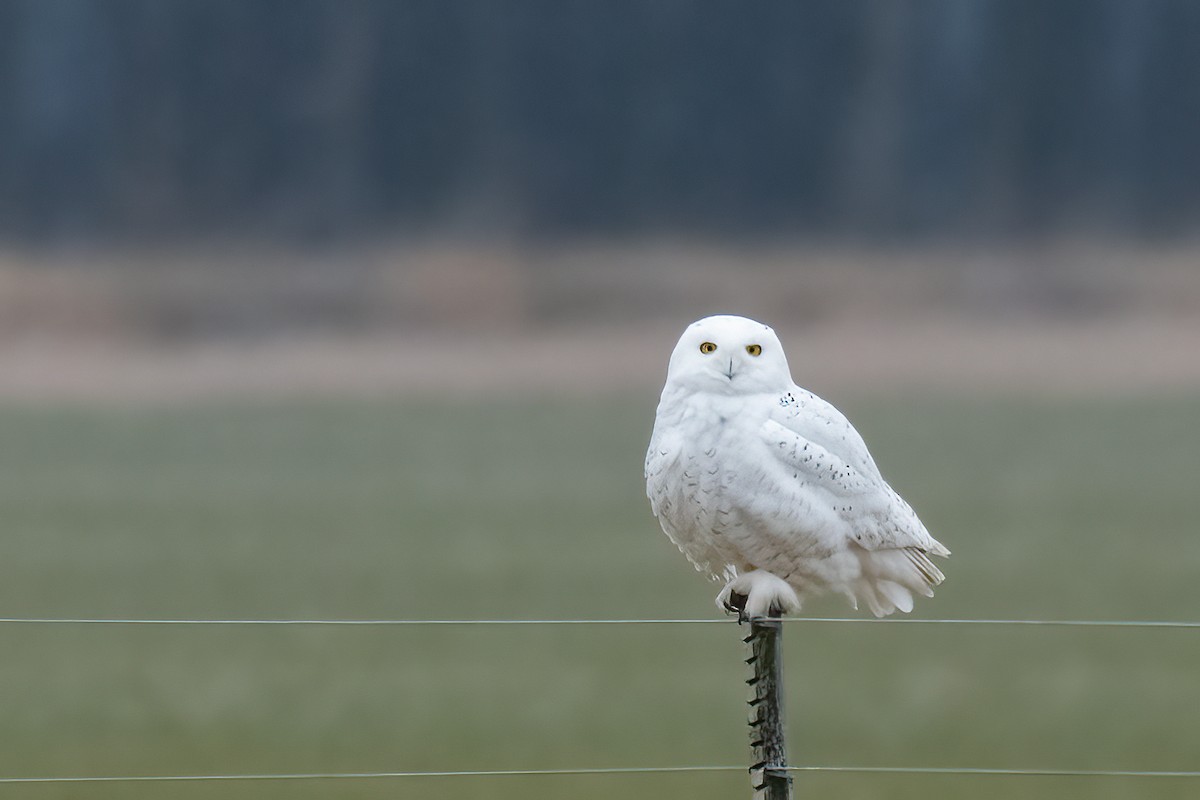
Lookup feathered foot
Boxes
[716,570,801,622]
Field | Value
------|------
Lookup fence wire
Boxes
[2,765,1198,785]
[0,616,1198,628]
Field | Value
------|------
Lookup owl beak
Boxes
[724,358,735,379]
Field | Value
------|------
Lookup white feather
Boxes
[645,315,949,617]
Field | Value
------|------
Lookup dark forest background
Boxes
[3,0,1199,246]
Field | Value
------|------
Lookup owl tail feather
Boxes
[854,546,946,618]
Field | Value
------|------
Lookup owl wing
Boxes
[762,390,948,558]
[760,397,949,615]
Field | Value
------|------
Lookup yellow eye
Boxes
[746,344,762,356]
[699,341,718,354]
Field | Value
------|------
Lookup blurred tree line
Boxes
[1,0,1198,245]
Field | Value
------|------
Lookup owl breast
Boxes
[646,396,788,580]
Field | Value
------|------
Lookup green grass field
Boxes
[0,391,1197,799]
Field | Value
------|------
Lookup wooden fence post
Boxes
[745,617,792,799]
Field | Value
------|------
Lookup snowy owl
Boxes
[645,315,949,618]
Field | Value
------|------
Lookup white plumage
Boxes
[645,315,949,618]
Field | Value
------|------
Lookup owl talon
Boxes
[716,570,801,619]
[722,591,750,623]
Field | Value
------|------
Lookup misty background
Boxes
[1,4,1199,800]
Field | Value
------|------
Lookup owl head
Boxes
[664,315,792,395]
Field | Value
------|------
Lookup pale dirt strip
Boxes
[1,312,1197,405]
